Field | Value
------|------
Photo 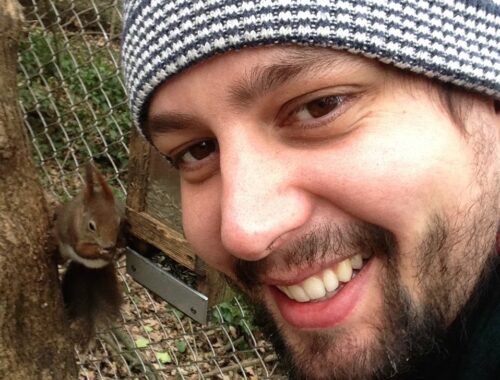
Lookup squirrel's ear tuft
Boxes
[84,162,95,202]
[94,166,114,202]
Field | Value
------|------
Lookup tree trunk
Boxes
[0,1,77,378]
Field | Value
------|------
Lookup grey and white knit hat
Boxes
[122,0,500,127]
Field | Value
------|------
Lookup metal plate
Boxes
[126,248,208,324]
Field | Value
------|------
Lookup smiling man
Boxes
[121,1,500,379]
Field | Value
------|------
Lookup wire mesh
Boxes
[19,0,129,198]
[17,1,283,378]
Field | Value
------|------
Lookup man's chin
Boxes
[225,274,401,380]
[239,267,439,380]
[252,300,392,380]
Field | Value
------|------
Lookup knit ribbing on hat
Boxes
[121,0,500,127]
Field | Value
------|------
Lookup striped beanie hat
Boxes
[122,0,500,127]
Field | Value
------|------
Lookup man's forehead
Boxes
[145,46,384,140]
[229,47,371,104]
[149,46,373,114]
[174,46,369,81]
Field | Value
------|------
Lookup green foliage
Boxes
[156,352,172,364]
[175,339,187,353]
[213,296,255,350]
[18,27,130,182]
[135,336,149,349]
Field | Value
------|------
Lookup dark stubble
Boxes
[233,212,498,380]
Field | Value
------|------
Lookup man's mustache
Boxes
[234,222,397,289]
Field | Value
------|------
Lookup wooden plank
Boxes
[126,208,196,270]
[126,129,151,212]
[195,257,227,308]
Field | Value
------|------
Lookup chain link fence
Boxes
[17,1,282,378]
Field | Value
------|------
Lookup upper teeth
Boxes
[277,253,369,302]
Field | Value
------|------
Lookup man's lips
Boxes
[273,254,365,301]
[267,254,375,329]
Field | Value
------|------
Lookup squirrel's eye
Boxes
[88,220,96,231]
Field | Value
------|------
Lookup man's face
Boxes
[147,47,499,379]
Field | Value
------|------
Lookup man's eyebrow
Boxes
[146,49,365,136]
[146,112,202,137]
[228,48,358,108]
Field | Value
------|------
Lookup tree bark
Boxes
[0,1,77,378]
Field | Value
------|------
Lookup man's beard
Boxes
[231,213,499,380]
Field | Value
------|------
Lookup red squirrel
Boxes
[54,163,126,343]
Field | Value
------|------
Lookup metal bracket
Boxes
[126,248,208,324]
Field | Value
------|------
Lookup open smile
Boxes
[268,252,375,328]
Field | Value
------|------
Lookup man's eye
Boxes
[171,139,218,169]
[294,96,344,121]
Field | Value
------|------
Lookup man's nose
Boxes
[219,130,311,261]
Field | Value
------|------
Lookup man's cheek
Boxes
[304,160,438,240]
[182,194,232,272]
[305,124,468,235]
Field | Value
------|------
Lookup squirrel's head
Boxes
[81,163,122,250]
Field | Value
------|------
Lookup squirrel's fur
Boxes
[62,262,123,344]
[54,163,126,345]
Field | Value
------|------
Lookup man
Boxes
[121,1,500,379]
